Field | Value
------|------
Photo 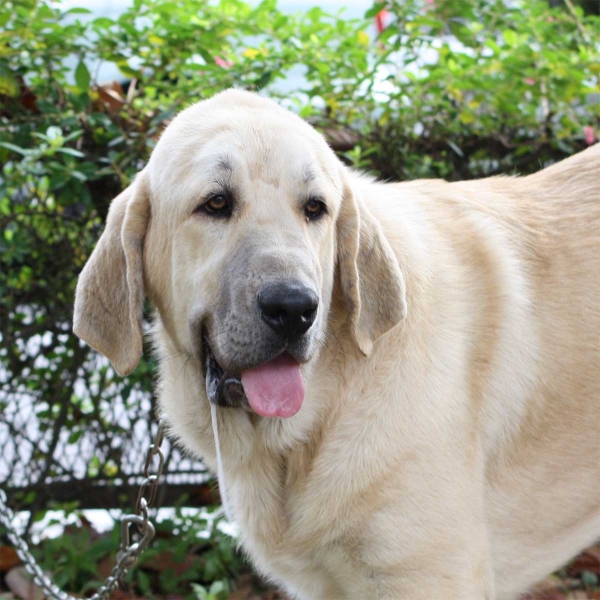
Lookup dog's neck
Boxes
[152,304,350,549]
[154,286,349,450]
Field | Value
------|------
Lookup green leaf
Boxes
[75,60,91,91]
[137,569,152,595]
[209,580,228,599]
[197,47,214,64]
[582,571,598,588]
[0,142,29,156]
[64,7,92,15]
[56,148,85,158]
[191,583,210,600]
[502,30,518,47]
[0,69,19,97]
[92,17,114,28]
[68,430,83,443]
[364,2,386,19]
[63,130,84,143]
[447,140,464,158]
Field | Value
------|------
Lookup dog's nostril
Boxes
[258,282,319,338]
[302,307,316,320]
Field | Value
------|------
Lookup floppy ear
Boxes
[73,171,150,376]
[336,175,407,355]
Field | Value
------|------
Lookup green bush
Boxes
[29,504,242,598]
[1,0,598,595]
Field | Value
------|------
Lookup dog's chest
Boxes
[228,451,359,596]
[234,497,357,598]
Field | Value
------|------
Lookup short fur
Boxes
[74,90,600,600]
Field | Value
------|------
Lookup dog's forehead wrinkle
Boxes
[301,160,321,185]
[215,156,234,174]
[210,156,235,181]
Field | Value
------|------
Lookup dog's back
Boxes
[452,146,600,599]
[365,147,600,599]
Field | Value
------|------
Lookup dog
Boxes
[73,89,600,599]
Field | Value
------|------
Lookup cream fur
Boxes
[73,89,600,600]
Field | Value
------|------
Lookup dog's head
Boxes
[74,90,406,417]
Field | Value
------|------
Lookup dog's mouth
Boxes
[204,337,250,411]
[203,335,305,418]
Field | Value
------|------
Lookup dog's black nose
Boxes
[258,282,318,338]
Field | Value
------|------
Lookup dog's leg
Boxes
[347,450,496,600]
[357,523,495,600]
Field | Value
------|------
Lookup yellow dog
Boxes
[74,90,600,600]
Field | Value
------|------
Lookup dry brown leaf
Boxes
[586,546,600,563]
[321,128,359,152]
[143,548,199,576]
[570,592,599,600]
[5,566,50,600]
[567,546,600,576]
[92,81,126,116]
[228,574,289,600]
[525,576,577,600]
[0,546,20,572]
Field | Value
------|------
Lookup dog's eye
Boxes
[196,194,232,217]
[305,197,326,221]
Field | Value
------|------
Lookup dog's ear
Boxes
[73,171,150,376]
[336,173,407,355]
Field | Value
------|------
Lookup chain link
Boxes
[0,420,166,600]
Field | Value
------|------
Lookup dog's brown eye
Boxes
[197,194,232,217]
[305,197,326,220]
[206,195,228,212]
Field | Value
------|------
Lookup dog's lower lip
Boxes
[202,331,305,411]
[203,334,248,409]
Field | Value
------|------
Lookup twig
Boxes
[563,0,591,43]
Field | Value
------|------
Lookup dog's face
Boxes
[73,90,406,419]
[146,92,344,415]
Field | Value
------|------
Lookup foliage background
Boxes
[1,0,598,597]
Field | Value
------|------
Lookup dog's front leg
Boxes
[367,568,494,600]
[350,457,495,599]
[358,523,495,599]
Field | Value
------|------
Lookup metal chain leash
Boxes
[0,420,166,600]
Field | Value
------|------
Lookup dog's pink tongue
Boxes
[241,354,304,418]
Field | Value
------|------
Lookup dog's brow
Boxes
[216,157,233,173]
[301,165,317,184]
[207,157,234,186]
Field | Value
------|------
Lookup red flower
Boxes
[215,56,233,69]
[375,9,389,34]
[584,126,595,146]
